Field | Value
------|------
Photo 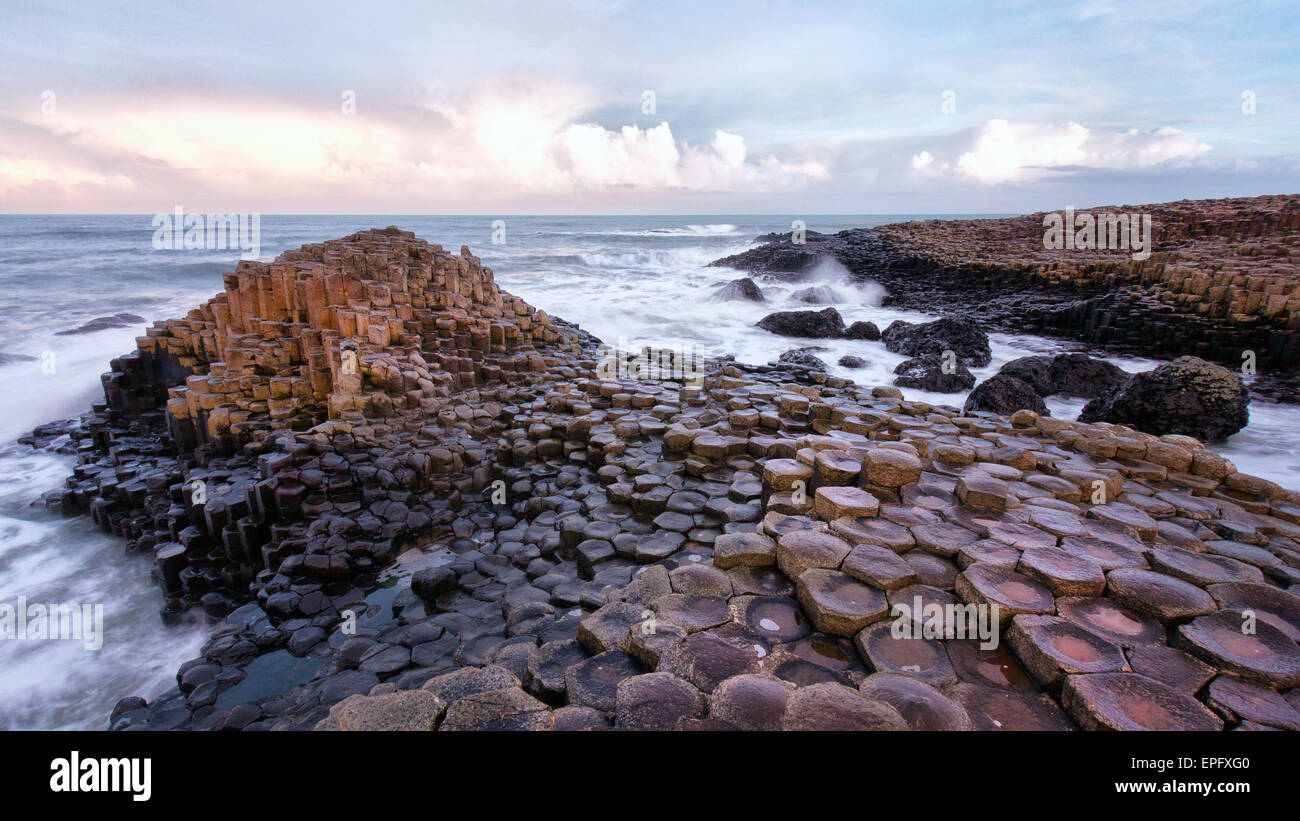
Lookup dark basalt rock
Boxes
[791,285,841,304]
[844,321,881,340]
[56,312,147,336]
[881,316,991,367]
[838,355,866,368]
[714,277,764,302]
[1079,356,1250,441]
[755,307,845,338]
[999,353,1126,399]
[777,348,828,371]
[963,374,1049,416]
[893,354,975,393]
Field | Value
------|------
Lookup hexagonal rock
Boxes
[614,672,707,730]
[858,672,972,730]
[814,449,862,486]
[945,638,1039,692]
[859,448,923,489]
[1058,535,1147,571]
[713,532,777,569]
[842,543,917,590]
[651,594,731,633]
[622,620,687,669]
[955,475,1010,510]
[1204,675,1300,730]
[955,564,1054,630]
[776,529,853,579]
[708,673,795,730]
[762,458,812,492]
[1016,546,1106,597]
[1124,645,1216,695]
[1145,547,1265,587]
[1061,672,1224,731]
[439,687,554,731]
[1104,568,1216,623]
[578,602,650,654]
[622,564,673,605]
[732,594,812,643]
[987,522,1057,551]
[902,552,957,589]
[796,568,890,637]
[727,566,796,598]
[422,664,521,705]
[661,629,764,692]
[1175,610,1300,688]
[911,522,980,558]
[814,486,880,521]
[564,649,644,712]
[1055,596,1166,648]
[781,682,908,731]
[668,563,732,597]
[958,539,1022,569]
[853,621,956,688]
[1086,503,1158,543]
[1206,582,1300,643]
[553,705,611,731]
[1006,615,1128,691]
[526,640,587,703]
[634,531,685,563]
[830,515,915,553]
[327,690,447,731]
[948,683,1076,731]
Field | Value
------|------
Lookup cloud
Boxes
[945,120,1211,184]
[0,86,828,209]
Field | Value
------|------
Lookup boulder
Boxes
[892,354,975,393]
[845,321,881,340]
[963,375,1049,416]
[791,285,842,304]
[778,348,828,371]
[756,307,845,338]
[1079,356,1249,441]
[838,355,866,368]
[881,316,991,367]
[715,277,764,302]
[998,353,1126,399]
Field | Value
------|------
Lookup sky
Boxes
[1,0,1298,214]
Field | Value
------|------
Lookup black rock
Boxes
[893,354,975,393]
[1078,356,1250,441]
[411,566,457,603]
[838,355,866,368]
[882,316,991,367]
[963,374,1049,416]
[997,356,1055,396]
[845,321,881,341]
[755,307,845,338]
[714,278,764,302]
[1046,353,1127,398]
[791,285,841,304]
[778,348,828,370]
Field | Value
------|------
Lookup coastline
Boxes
[21,218,1300,731]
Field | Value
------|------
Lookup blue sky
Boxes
[1,0,1297,213]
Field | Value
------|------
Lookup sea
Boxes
[1,214,1297,729]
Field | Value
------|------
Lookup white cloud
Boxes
[928,119,1213,184]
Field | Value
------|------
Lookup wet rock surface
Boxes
[1080,356,1251,441]
[26,226,1299,732]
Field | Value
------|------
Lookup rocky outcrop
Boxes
[791,285,841,304]
[1079,356,1251,441]
[712,195,1300,400]
[963,374,1049,416]
[892,354,975,393]
[882,316,992,367]
[715,278,764,302]
[756,307,845,338]
[777,348,829,371]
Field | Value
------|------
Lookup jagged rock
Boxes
[715,277,764,302]
[881,316,991,367]
[756,307,845,338]
[1079,356,1250,441]
[892,354,975,393]
[963,375,1049,416]
[837,355,866,368]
